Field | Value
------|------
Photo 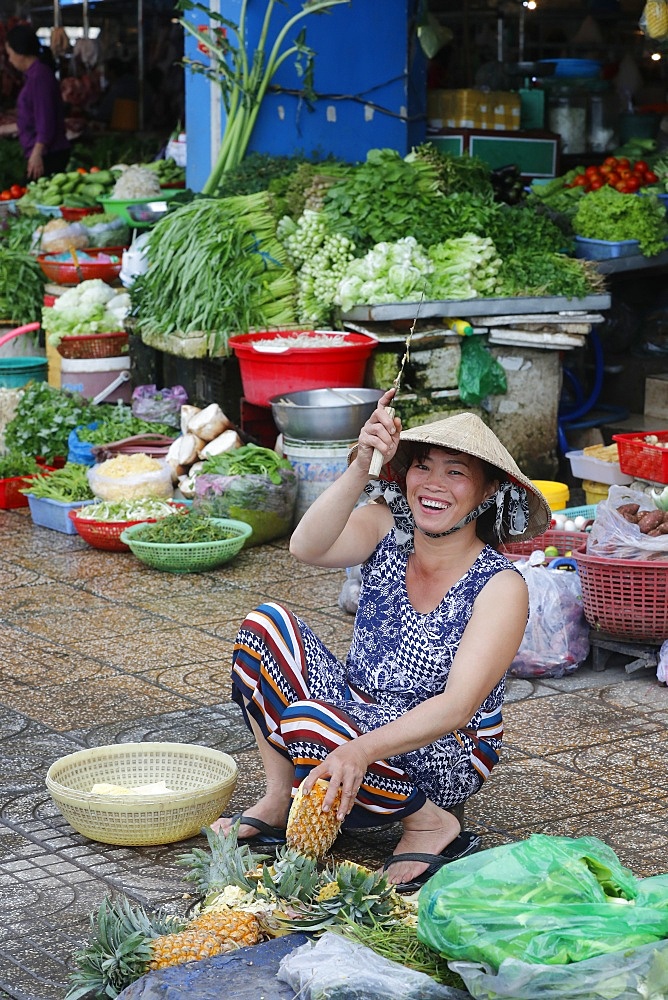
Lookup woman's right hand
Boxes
[354,387,401,474]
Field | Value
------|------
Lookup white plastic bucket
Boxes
[59,356,132,403]
[283,437,354,523]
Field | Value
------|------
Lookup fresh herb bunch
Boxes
[0,247,45,323]
[5,384,95,463]
[335,923,468,992]
[0,452,43,479]
[496,252,606,298]
[486,203,573,258]
[407,142,493,197]
[130,511,239,544]
[573,185,668,256]
[77,411,175,444]
[21,463,94,502]
[201,443,293,484]
[0,211,39,252]
[214,152,312,199]
[431,191,500,241]
[321,148,451,252]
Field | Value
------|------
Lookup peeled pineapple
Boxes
[286,777,343,859]
[148,910,262,969]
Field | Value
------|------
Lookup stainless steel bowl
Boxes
[269,387,384,442]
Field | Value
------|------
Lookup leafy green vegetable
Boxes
[573,186,668,256]
[0,452,43,479]
[334,236,432,311]
[21,463,94,502]
[130,511,239,543]
[77,410,175,444]
[486,203,573,257]
[5,384,96,463]
[0,247,45,323]
[42,281,131,342]
[427,235,502,300]
[76,498,184,522]
[406,143,493,197]
[201,443,293,484]
[321,148,450,251]
[496,252,606,299]
[279,209,356,325]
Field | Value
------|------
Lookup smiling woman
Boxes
[213,390,551,894]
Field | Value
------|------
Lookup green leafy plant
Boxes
[179,0,349,194]
[4,384,95,463]
[573,185,668,256]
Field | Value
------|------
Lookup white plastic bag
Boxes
[277,932,468,1000]
[509,561,589,678]
[88,457,174,501]
[587,484,668,561]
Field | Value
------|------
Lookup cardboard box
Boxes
[427,89,521,132]
[644,374,668,419]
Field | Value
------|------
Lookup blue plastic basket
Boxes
[553,505,598,520]
[0,357,47,388]
[27,496,95,534]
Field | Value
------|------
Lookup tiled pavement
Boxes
[1,504,667,999]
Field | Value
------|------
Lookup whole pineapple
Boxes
[177,822,267,903]
[286,777,343,859]
[260,844,321,903]
[148,910,262,969]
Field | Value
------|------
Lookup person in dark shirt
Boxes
[5,24,70,180]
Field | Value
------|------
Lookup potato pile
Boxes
[616,503,668,536]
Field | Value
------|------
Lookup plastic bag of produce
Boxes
[277,931,468,1000]
[451,938,668,1000]
[131,385,188,428]
[39,219,88,253]
[508,560,589,678]
[587,484,668,560]
[192,470,297,546]
[88,454,173,501]
[82,215,130,248]
[457,336,507,407]
[418,834,668,970]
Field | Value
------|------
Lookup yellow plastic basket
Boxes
[46,742,237,846]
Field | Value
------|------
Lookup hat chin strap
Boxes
[415,482,529,540]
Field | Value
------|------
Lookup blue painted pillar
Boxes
[184,1,426,191]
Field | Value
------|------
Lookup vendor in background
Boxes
[5,24,70,180]
[214,392,551,892]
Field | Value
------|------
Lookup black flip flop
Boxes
[382,831,482,893]
[228,813,287,847]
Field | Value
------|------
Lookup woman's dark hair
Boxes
[6,25,42,57]
[404,441,506,547]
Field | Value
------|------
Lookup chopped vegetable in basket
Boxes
[133,511,241,543]
[76,499,185,522]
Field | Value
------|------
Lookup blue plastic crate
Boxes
[574,236,640,260]
[553,504,598,520]
[27,495,94,533]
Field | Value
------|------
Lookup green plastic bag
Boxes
[418,834,668,970]
[457,336,507,407]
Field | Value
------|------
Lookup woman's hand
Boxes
[354,387,401,475]
[27,148,44,180]
[303,741,371,821]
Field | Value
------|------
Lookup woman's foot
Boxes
[211,792,290,839]
[382,800,461,887]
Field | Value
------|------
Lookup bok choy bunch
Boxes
[334,237,433,312]
[427,235,502,300]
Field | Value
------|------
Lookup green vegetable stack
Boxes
[20,169,118,209]
[573,186,668,256]
[21,464,94,503]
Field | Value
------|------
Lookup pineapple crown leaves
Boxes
[176,823,269,897]
[65,896,180,1000]
[280,860,398,933]
[260,845,321,903]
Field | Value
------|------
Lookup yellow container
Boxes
[583,479,609,505]
[531,479,570,512]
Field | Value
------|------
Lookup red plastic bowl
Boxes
[60,205,104,222]
[37,248,124,286]
[228,330,377,408]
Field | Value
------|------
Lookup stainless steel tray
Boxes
[341,294,611,321]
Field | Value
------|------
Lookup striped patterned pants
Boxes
[231,602,426,828]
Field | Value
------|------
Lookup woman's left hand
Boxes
[27,150,44,180]
[303,742,371,821]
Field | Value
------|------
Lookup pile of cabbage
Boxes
[42,279,131,344]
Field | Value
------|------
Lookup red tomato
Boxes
[623,175,641,192]
[89,166,100,173]
[76,167,87,174]
[614,180,631,192]
[599,164,613,175]
[634,160,650,173]
[607,172,621,186]
[645,170,659,183]
[585,165,601,179]
[603,156,619,167]
[616,157,630,169]
[571,174,588,186]
[619,168,633,179]
[589,178,604,190]
[9,184,23,199]
[0,191,11,200]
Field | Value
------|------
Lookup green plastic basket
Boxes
[98,188,181,228]
[120,517,252,573]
